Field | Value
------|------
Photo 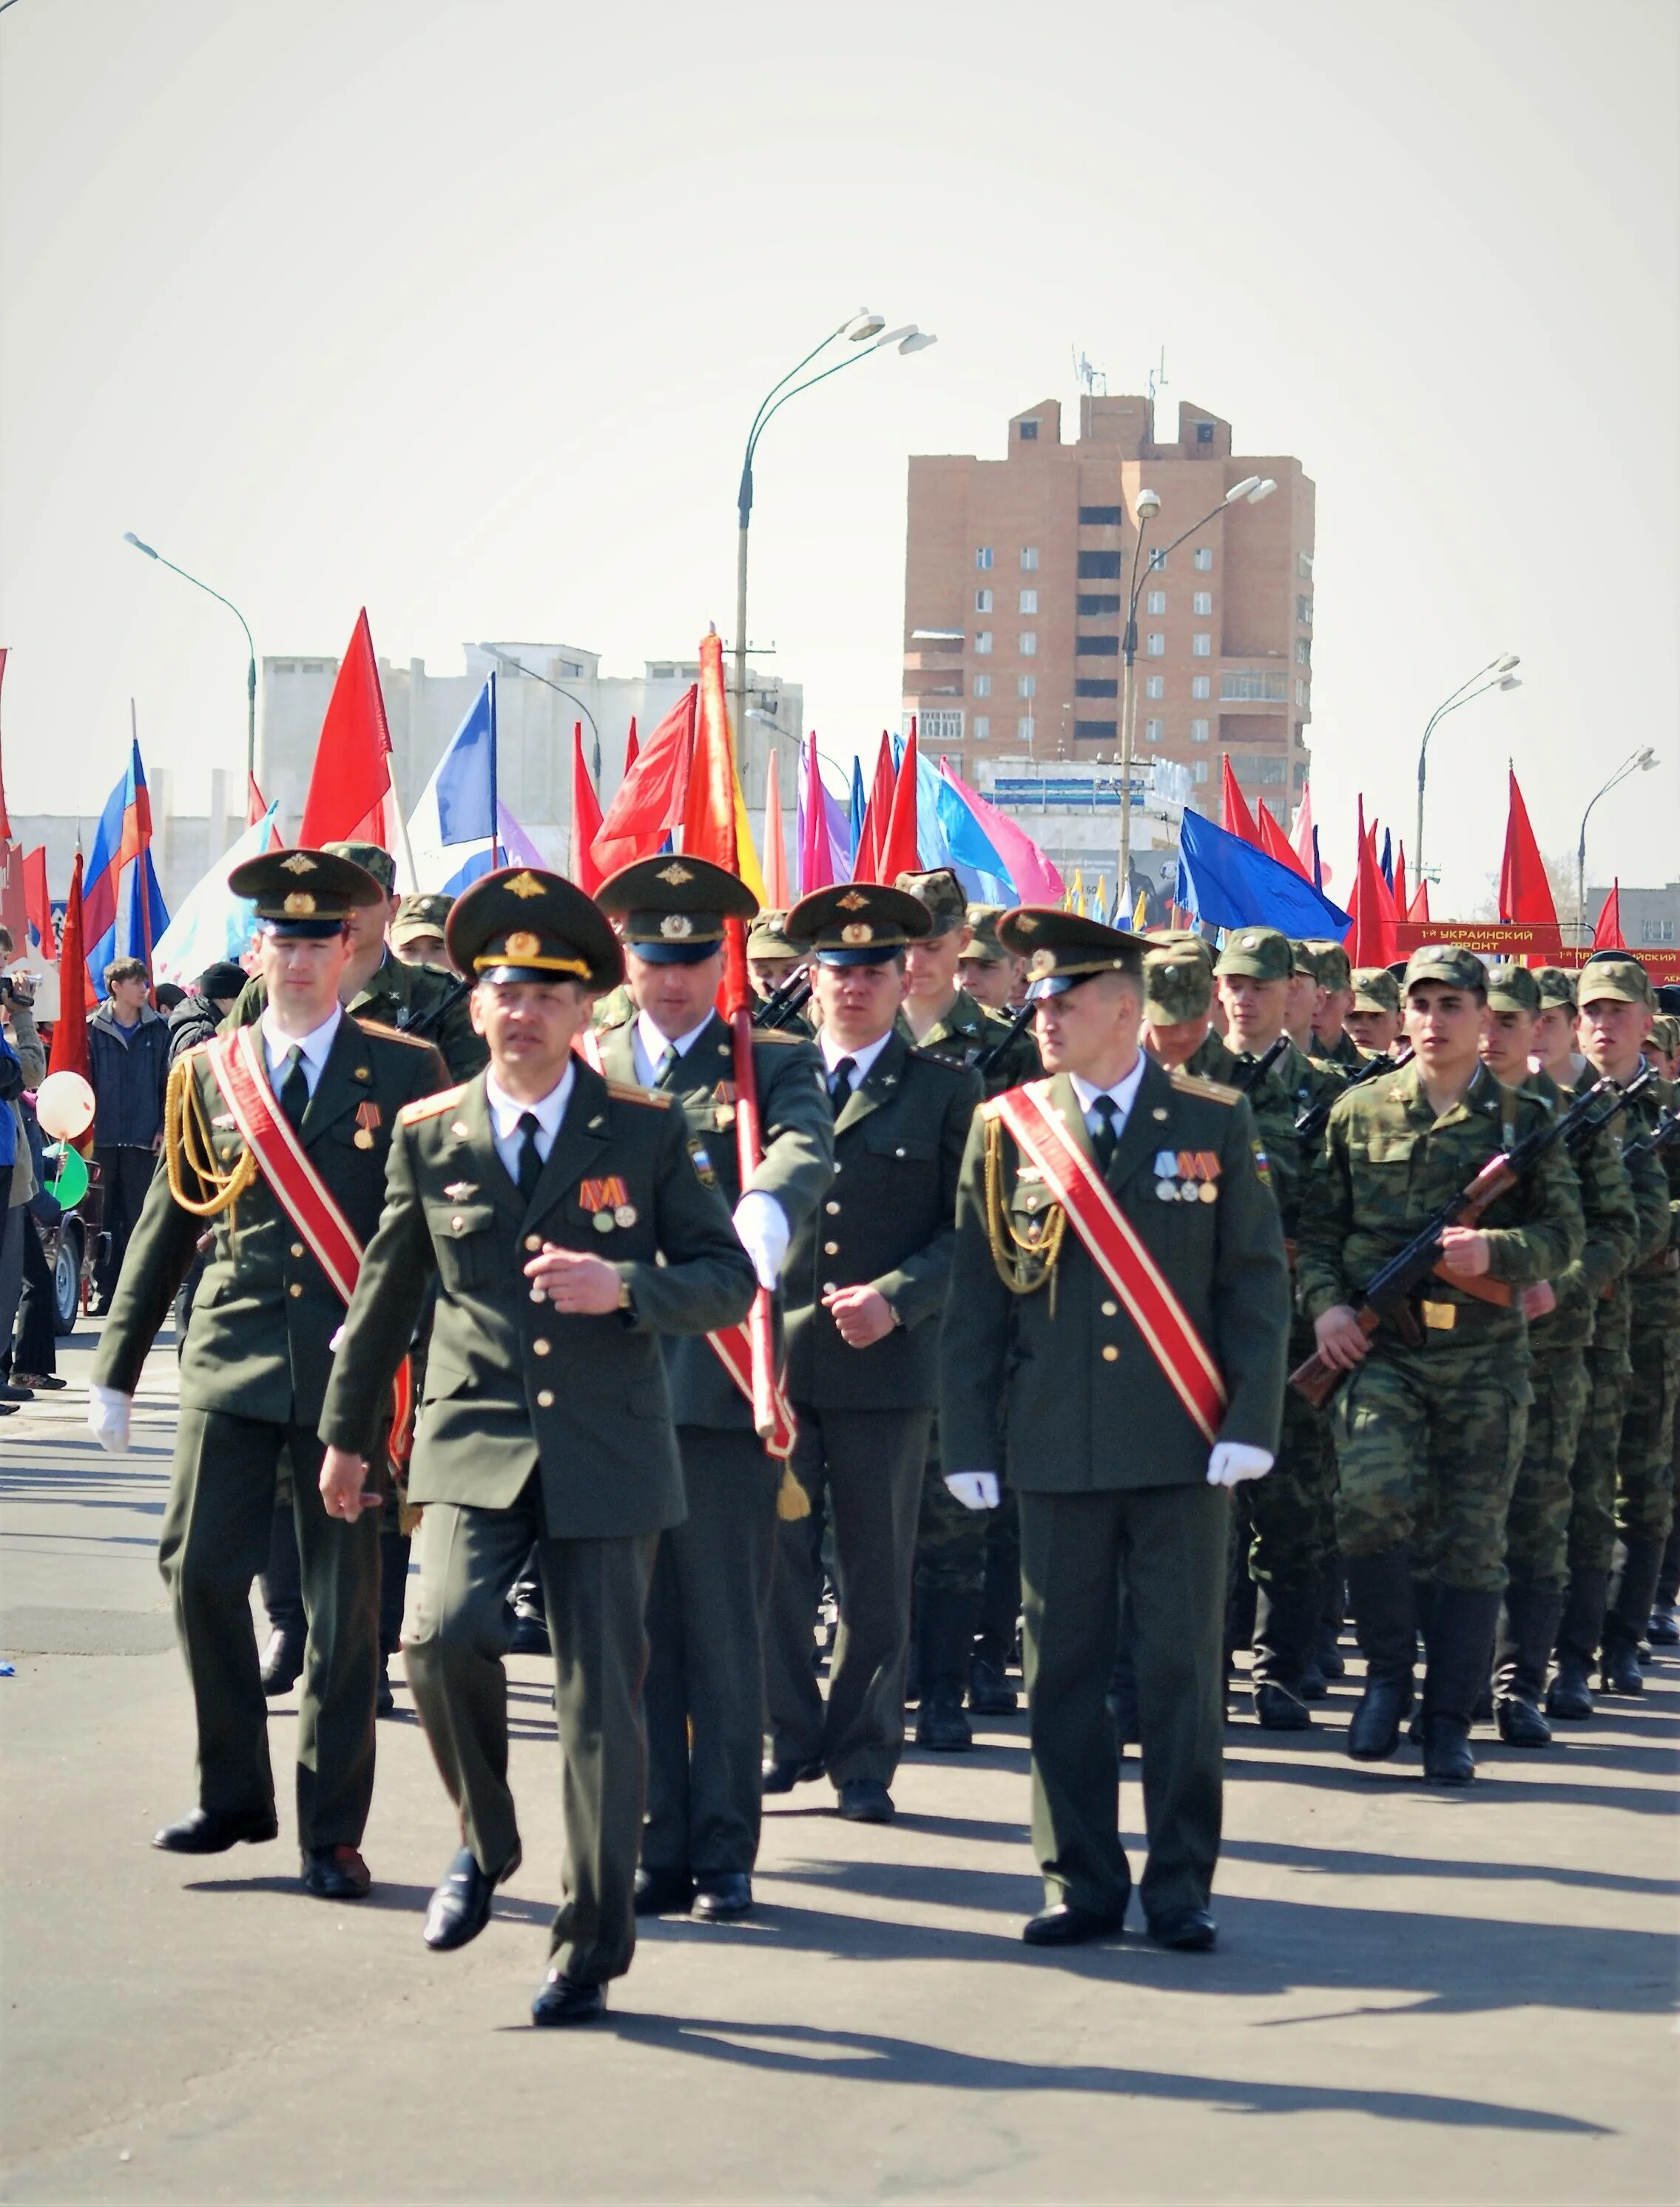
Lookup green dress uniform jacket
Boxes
[318,1061,758,1537]
[229,951,488,1084]
[592,1013,834,1429]
[782,1031,982,1412]
[940,1059,1290,1492]
[898,985,1040,1099]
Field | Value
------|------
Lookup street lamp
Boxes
[122,533,257,796]
[735,310,935,769]
[1577,745,1659,943]
[479,642,602,784]
[1116,477,1275,904]
[1413,653,1521,880]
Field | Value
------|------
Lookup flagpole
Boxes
[488,670,500,870]
[132,699,156,1005]
[385,743,419,886]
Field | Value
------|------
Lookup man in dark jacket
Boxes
[167,963,248,1065]
[88,957,171,1308]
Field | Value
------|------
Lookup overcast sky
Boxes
[2,0,1676,913]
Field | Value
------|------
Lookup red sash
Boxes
[990,1081,1229,1446]
[204,1028,413,1454]
[575,1025,797,1459]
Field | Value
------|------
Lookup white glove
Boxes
[1206,1441,1274,1488]
[945,1471,1001,1511]
[88,1384,133,1456]
[732,1190,789,1290]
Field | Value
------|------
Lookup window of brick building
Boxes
[1077,635,1120,656]
[1145,718,1164,743]
[1195,422,1215,444]
[972,674,991,697]
[1191,718,1210,743]
[976,547,994,570]
[1075,678,1118,698]
[1075,718,1119,740]
[1192,634,1212,657]
[1019,589,1038,614]
[1297,595,1313,624]
[1191,675,1211,700]
[1019,632,1038,656]
[1018,717,1036,743]
[1193,591,1212,616]
[1193,760,1209,784]
[1020,547,1039,570]
[975,630,993,655]
[1018,675,1036,698]
[1296,637,1311,665]
[1147,590,1167,616]
[1077,594,1119,616]
[1194,547,1213,572]
[1147,633,1165,657]
[973,715,990,740]
[1078,550,1120,579]
[975,588,993,613]
[1019,420,1039,441]
[1079,505,1122,525]
[1145,675,1164,700]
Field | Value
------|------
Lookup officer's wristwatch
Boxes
[617,1276,634,1313]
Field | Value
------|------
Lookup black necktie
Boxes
[280,1045,310,1133]
[1090,1092,1121,1171]
[516,1110,544,1199]
[828,1055,857,1105]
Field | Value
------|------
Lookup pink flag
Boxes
[761,747,790,907]
[797,731,834,896]
[939,758,1064,905]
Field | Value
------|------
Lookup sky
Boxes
[1,0,1676,916]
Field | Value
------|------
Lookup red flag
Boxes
[1221,755,1259,844]
[590,688,695,877]
[854,732,897,883]
[681,634,749,1016]
[1408,879,1431,924]
[1291,781,1316,879]
[878,727,920,884]
[1393,841,1409,926]
[799,730,834,896]
[1346,798,1397,966]
[1593,877,1626,951]
[1255,799,1310,880]
[1498,769,1559,930]
[622,717,639,780]
[47,852,90,1087]
[298,610,395,849]
[22,846,55,958]
[570,725,604,894]
[761,746,790,907]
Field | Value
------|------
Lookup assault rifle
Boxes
[1288,1072,1618,1409]
[970,994,1038,1079]
[1622,1102,1680,1168]
[396,977,472,1043]
[1230,1033,1291,1094]
[751,968,812,1031]
[1294,1046,1413,1146]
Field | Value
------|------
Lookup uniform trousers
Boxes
[1019,1482,1229,1923]
[1565,1336,1632,1578]
[643,1426,780,1877]
[764,1404,931,1786]
[1505,1343,1590,1590]
[404,1482,656,1987]
[157,1406,379,1847]
[1616,1322,1680,1547]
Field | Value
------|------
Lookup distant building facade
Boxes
[1587,881,1680,951]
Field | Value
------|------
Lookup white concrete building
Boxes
[973,754,1187,914]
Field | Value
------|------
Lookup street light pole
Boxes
[1576,746,1658,943]
[479,643,602,784]
[1413,653,1520,880]
[122,533,257,800]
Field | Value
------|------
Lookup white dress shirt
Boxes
[485,1064,574,1182]
[260,1005,343,1097]
[630,1009,715,1088]
[1069,1054,1148,1144]
[818,1027,894,1096]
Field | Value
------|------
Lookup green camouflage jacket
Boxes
[899,985,1039,1100]
[1525,1064,1639,1352]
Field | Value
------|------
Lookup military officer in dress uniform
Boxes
[317,868,756,2026]
[591,857,834,1921]
[88,851,448,1898]
[940,910,1289,1950]
[762,883,982,1822]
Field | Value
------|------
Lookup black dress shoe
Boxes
[1022,1902,1124,1947]
[1422,1716,1475,1785]
[0,1381,35,1401]
[424,1845,513,1948]
[1347,1677,1413,1760]
[259,1628,305,1696]
[302,1844,371,1898]
[1648,1603,1680,1647]
[1600,1642,1644,1696]
[967,1657,1018,1715]
[1545,1659,1594,1719]
[836,1779,894,1823]
[914,1687,973,1752]
[375,1658,396,1718]
[1254,1682,1313,1731]
[692,1873,752,1921]
[1495,1695,1552,1748]
[760,1755,825,1795]
[633,1866,695,1916]
[531,1972,605,2026]
[1148,1906,1217,1952]
[153,1805,278,1853]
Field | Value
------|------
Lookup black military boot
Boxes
[1251,1580,1316,1731]
[1650,1525,1680,1645]
[914,1589,976,1751]
[1421,1586,1502,1784]
[1602,1537,1665,1695]
[1545,1566,1605,1719]
[1315,1563,1347,1681]
[1345,1549,1417,1761]
[971,1530,1021,1712]
[1493,1582,1565,1748]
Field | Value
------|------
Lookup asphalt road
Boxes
[2,1322,1676,2205]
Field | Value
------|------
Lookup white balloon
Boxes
[36,1070,95,1141]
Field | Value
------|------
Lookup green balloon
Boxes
[45,1142,90,1208]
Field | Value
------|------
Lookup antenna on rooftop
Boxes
[1073,348,1107,397]
[1147,347,1170,431]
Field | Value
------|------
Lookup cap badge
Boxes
[840,923,874,946]
[661,913,695,939]
[283,892,317,917]
[656,862,694,886]
[505,871,544,900]
[1028,948,1056,977]
[1015,915,1039,934]
[837,891,870,912]
[280,854,317,875]
[505,931,542,960]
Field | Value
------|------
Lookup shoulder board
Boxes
[354,1017,440,1051]
[911,1044,975,1072]
[397,1085,467,1125]
[1171,1068,1241,1105]
[752,1027,804,1045]
[607,1080,671,1108]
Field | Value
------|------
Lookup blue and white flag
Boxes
[152,803,280,985]
[403,679,502,892]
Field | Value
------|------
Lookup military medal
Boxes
[593,1211,616,1234]
[354,1100,382,1150]
[1154,1149,1180,1201]
[613,1203,637,1227]
[580,1176,630,1232]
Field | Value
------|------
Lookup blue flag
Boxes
[1379,827,1394,891]
[848,758,867,873]
[1176,807,1351,937]
[434,680,496,844]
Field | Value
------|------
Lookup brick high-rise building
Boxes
[901,395,1315,818]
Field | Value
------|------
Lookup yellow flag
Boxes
[1133,888,1147,929]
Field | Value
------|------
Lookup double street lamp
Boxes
[1116,475,1276,901]
[122,533,257,793]
[1413,653,1521,881]
[1578,746,1659,943]
[735,309,935,764]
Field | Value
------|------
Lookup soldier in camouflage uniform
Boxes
[1480,965,1639,1745]
[1346,967,1405,1060]
[1576,957,1680,1696]
[1306,940,1363,1069]
[895,869,1039,1748]
[746,910,814,1037]
[958,906,1027,1014]
[1298,946,1583,1783]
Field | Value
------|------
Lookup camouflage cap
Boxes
[746,908,799,960]
[1144,926,1214,966]
[961,905,1010,966]
[1403,943,1489,995]
[893,868,968,937]
[323,840,398,895]
[1306,939,1352,991]
[391,891,453,947]
[1215,925,1294,983]
[1350,966,1401,1014]
[1291,941,1323,980]
[1534,965,1578,1011]
[1144,946,1213,1024]
[1485,961,1542,1015]
[1647,1013,1680,1056]
[1577,954,1656,1010]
